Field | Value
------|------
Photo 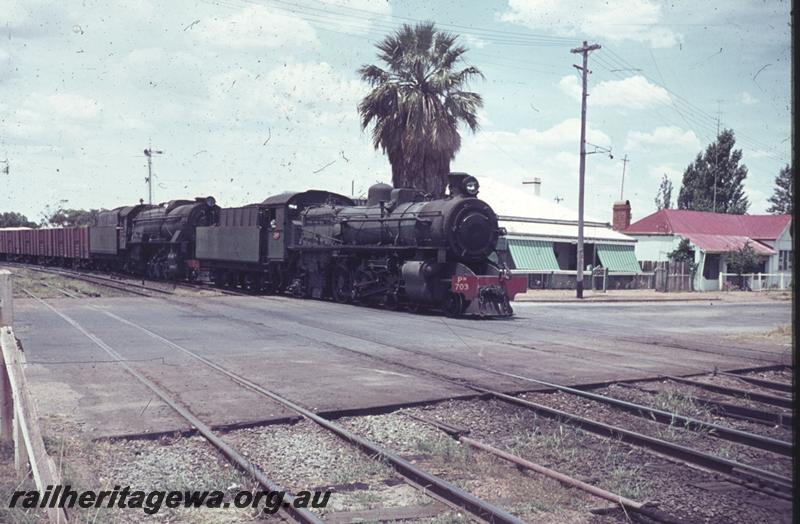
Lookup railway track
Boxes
[163,297,793,506]
[16,273,792,522]
[3,262,246,298]
[63,297,790,522]
[22,289,529,524]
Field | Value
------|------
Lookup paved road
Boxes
[13,295,791,438]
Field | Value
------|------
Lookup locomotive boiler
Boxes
[287,173,526,316]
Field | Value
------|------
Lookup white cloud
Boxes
[44,93,102,120]
[205,61,365,123]
[501,0,681,48]
[559,75,670,109]
[469,118,610,151]
[626,126,701,151]
[739,91,759,105]
[453,118,615,218]
[648,164,683,182]
[199,5,318,49]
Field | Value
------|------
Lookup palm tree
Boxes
[358,22,483,197]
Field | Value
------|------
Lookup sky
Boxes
[0,0,792,225]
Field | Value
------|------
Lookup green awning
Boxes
[597,244,641,273]
[507,239,560,270]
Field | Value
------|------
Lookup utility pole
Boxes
[619,154,629,200]
[143,144,164,205]
[571,40,601,299]
[712,101,722,212]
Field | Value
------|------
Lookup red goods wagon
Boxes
[64,228,90,260]
[19,229,39,256]
[20,229,34,256]
[53,229,65,258]
[11,230,23,255]
[47,229,57,257]
[26,230,38,257]
[2,230,18,255]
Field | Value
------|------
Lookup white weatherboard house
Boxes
[477,179,639,288]
[623,209,793,291]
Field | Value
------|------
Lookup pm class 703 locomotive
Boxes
[0,173,527,317]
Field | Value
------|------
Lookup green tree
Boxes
[766,164,792,214]
[41,205,104,227]
[654,173,673,210]
[668,238,698,290]
[358,22,483,197]
[0,211,38,228]
[725,242,761,290]
[677,129,749,214]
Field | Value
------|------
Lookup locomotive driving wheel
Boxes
[331,264,353,304]
[442,292,465,318]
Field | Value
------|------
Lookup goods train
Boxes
[0,173,526,317]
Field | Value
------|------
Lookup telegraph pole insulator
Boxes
[570,40,601,299]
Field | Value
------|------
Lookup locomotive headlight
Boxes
[463,177,480,196]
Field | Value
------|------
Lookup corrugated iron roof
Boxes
[684,234,776,255]
[624,209,791,240]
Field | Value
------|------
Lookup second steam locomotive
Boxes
[0,173,526,317]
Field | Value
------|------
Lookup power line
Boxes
[589,52,788,164]
[600,46,789,162]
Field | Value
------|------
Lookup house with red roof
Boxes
[618,208,792,291]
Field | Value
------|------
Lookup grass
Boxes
[413,435,473,469]
[0,441,45,524]
[7,267,109,298]
[503,420,654,504]
[423,511,472,524]
[649,388,717,422]
[327,454,393,485]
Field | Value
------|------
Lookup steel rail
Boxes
[95,309,527,524]
[45,268,175,295]
[3,262,172,295]
[409,415,689,524]
[718,371,793,393]
[615,382,794,428]
[195,306,793,498]
[41,282,80,299]
[475,387,793,497]
[8,264,157,297]
[231,302,791,457]
[664,375,793,409]
[24,292,324,524]
[490,373,792,456]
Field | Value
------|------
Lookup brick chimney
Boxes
[612,200,631,231]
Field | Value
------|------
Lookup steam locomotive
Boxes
[0,173,526,317]
[196,173,526,316]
